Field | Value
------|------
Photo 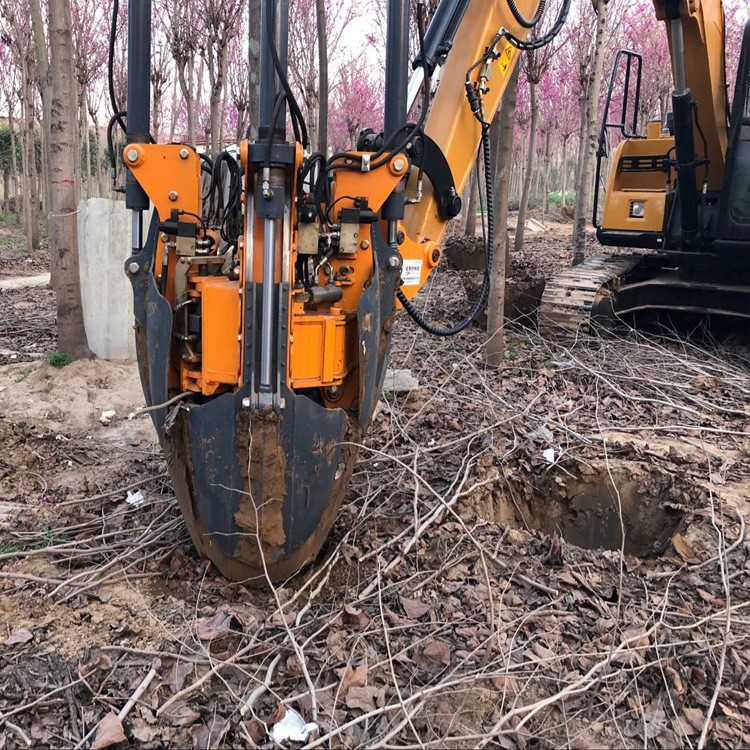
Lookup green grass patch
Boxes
[1,211,20,228]
[548,191,576,206]
[47,350,69,368]
[0,540,27,554]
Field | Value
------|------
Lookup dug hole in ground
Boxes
[0,208,749,748]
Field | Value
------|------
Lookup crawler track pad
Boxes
[163,388,359,583]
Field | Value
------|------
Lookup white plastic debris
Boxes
[99,410,116,425]
[543,448,557,464]
[126,490,145,507]
[269,708,318,745]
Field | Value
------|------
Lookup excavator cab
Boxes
[594,50,676,251]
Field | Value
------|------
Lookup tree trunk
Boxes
[40,120,50,216]
[464,170,478,238]
[20,70,40,252]
[48,0,91,360]
[91,109,104,196]
[29,0,53,234]
[236,104,247,144]
[209,47,228,156]
[81,97,92,198]
[542,128,551,219]
[560,135,569,210]
[177,64,196,146]
[514,78,538,254]
[316,0,329,154]
[8,105,19,212]
[169,84,179,142]
[486,64,520,368]
[248,0,261,141]
[572,0,610,266]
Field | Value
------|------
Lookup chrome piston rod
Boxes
[259,217,277,392]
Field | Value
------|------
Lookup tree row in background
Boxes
[0,0,745,258]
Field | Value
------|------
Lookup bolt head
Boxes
[393,158,405,172]
[431,248,440,263]
[127,261,140,274]
[126,149,139,163]
[169,191,178,202]
[179,148,190,160]
[360,240,370,250]
[387,255,401,271]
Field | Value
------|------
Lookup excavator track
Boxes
[538,254,644,337]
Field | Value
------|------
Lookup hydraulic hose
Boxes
[265,0,308,148]
[506,0,546,29]
[397,122,494,336]
[504,0,571,51]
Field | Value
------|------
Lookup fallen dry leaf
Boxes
[191,718,229,749]
[244,718,265,744]
[345,686,380,713]
[161,702,201,728]
[672,533,701,564]
[678,707,705,736]
[399,596,431,620]
[337,663,368,693]
[196,611,235,641]
[415,639,451,669]
[343,603,369,630]
[130,718,157,743]
[91,712,126,750]
[4,628,33,647]
[267,702,287,727]
[164,661,193,693]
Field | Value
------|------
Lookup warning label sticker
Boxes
[497,43,515,77]
[401,260,423,286]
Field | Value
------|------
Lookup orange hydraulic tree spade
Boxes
[119,0,569,583]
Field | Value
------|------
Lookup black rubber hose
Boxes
[506,0,546,29]
[397,122,494,336]
[108,0,125,128]
[265,92,287,170]
[265,0,308,148]
[504,0,571,51]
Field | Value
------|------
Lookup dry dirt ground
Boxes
[0,219,749,749]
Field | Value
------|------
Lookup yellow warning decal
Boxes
[497,43,515,77]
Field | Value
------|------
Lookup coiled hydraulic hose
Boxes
[504,0,571,51]
[397,121,494,336]
[507,0,547,29]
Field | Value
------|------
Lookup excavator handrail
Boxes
[593,49,644,230]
